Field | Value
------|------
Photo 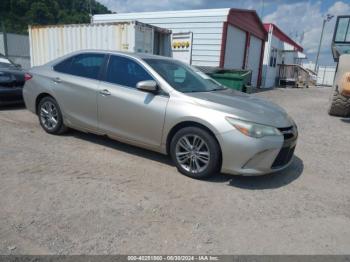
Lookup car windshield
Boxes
[144,58,226,93]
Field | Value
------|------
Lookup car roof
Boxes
[43,49,175,68]
[71,49,173,60]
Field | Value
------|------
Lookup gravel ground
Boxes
[0,86,350,255]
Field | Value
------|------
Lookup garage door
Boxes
[247,35,262,87]
[224,25,246,69]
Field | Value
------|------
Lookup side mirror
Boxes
[136,80,158,93]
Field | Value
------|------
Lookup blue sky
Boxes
[98,0,350,66]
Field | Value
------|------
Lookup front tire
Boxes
[38,96,67,135]
[170,127,221,179]
[328,86,350,117]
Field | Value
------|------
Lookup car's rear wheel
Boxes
[170,127,221,179]
[38,96,67,135]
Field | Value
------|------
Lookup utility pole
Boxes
[314,14,334,72]
[1,21,8,57]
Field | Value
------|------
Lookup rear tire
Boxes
[328,86,350,117]
[170,126,221,179]
[38,96,67,135]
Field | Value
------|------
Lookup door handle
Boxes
[53,77,61,83]
[99,89,111,96]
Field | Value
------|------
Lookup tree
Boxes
[0,0,111,34]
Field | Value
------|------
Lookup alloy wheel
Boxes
[40,101,58,130]
[175,134,210,174]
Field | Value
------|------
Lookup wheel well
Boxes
[35,93,53,114]
[166,121,222,161]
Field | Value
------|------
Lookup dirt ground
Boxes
[0,87,350,255]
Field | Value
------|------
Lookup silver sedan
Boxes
[23,50,298,179]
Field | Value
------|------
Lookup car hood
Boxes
[185,89,293,127]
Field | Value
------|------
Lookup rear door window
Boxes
[105,55,153,88]
[53,57,73,74]
[54,53,105,80]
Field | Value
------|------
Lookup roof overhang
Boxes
[227,9,267,41]
[264,23,303,52]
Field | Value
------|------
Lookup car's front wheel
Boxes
[170,127,221,179]
[328,86,350,117]
[38,96,67,135]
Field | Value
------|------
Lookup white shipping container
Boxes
[29,21,171,67]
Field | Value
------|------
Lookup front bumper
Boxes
[0,87,23,105]
[218,127,297,176]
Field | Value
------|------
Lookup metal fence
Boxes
[302,62,336,87]
[0,32,31,69]
[316,66,336,86]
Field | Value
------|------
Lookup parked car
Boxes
[0,55,29,105]
[23,50,298,179]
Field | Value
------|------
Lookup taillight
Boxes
[24,73,32,81]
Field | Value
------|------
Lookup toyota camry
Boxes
[23,50,298,179]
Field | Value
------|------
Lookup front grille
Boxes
[271,146,295,168]
[278,126,295,140]
[271,126,297,169]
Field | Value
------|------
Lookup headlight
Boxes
[226,117,282,138]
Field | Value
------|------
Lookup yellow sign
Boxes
[172,41,191,49]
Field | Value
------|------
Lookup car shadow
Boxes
[68,130,173,166]
[251,87,275,94]
[341,118,350,123]
[227,156,304,189]
[67,130,303,189]
[0,103,25,111]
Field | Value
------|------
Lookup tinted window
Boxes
[0,57,16,69]
[0,62,13,69]
[54,53,105,80]
[106,55,153,88]
[53,57,73,74]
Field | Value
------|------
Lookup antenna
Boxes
[89,0,92,23]
[261,0,265,18]
[299,31,305,44]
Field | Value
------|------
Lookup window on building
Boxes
[335,17,350,43]
[269,55,274,67]
[269,48,277,68]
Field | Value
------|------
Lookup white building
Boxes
[93,8,267,87]
[262,23,306,88]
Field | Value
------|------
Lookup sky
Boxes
[97,0,350,66]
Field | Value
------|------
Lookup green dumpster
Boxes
[195,66,252,92]
[209,70,252,92]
